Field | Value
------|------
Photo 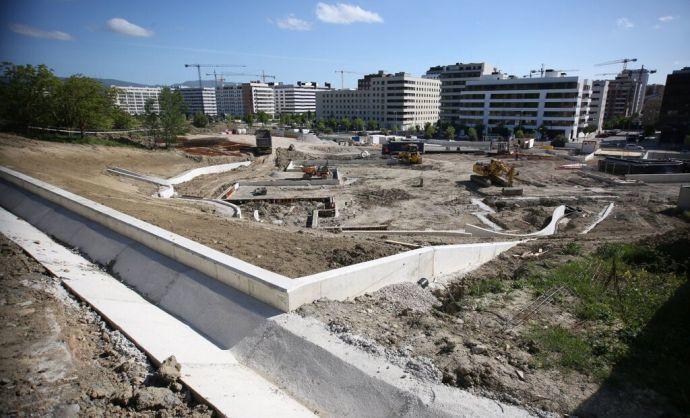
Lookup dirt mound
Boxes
[356,188,414,208]
[274,147,314,169]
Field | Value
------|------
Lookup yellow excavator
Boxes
[302,165,331,179]
[471,159,518,187]
[398,144,422,165]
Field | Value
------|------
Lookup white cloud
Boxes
[616,17,634,29]
[658,15,676,22]
[9,23,74,41]
[276,15,312,31]
[315,3,383,24]
[106,18,153,37]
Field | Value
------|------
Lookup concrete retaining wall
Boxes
[288,241,520,310]
[466,205,566,238]
[625,173,690,183]
[1,166,523,314]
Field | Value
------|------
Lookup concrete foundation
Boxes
[625,173,690,183]
[466,205,567,238]
[679,186,690,210]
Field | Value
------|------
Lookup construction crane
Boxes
[184,64,246,88]
[209,71,276,86]
[529,64,579,77]
[334,69,361,89]
[595,72,619,76]
[595,58,637,71]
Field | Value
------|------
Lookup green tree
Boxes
[515,129,525,139]
[475,124,486,140]
[111,108,137,129]
[643,125,655,137]
[315,120,326,132]
[424,122,437,138]
[583,125,597,134]
[444,125,456,139]
[54,76,117,137]
[326,117,338,130]
[192,112,208,128]
[143,98,159,138]
[551,134,566,147]
[257,111,270,125]
[538,123,549,140]
[0,62,60,129]
[467,127,478,141]
[158,87,187,147]
[352,117,365,131]
[244,113,255,127]
[366,119,379,130]
[340,117,352,131]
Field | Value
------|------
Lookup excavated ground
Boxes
[0,235,212,416]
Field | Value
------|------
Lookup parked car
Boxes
[624,144,645,151]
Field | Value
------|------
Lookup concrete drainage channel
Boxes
[0,166,533,417]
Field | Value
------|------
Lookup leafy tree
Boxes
[158,87,187,147]
[192,112,208,128]
[0,62,60,129]
[538,123,549,140]
[467,127,478,141]
[551,134,566,147]
[257,111,270,125]
[475,124,486,140]
[315,120,326,132]
[143,98,159,138]
[326,117,338,130]
[643,125,655,137]
[583,125,597,134]
[111,108,137,129]
[352,117,365,131]
[340,117,352,131]
[366,119,379,130]
[424,122,437,138]
[494,123,511,139]
[444,125,456,139]
[54,76,117,137]
[244,113,255,127]
[515,129,525,139]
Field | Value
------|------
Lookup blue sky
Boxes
[0,0,688,86]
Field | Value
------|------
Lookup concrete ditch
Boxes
[0,166,534,417]
[465,205,567,238]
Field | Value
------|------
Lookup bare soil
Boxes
[0,235,212,416]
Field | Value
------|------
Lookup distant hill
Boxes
[93,78,151,88]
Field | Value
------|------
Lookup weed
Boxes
[468,277,505,297]
[525,326,594,373]
[561,241,582,255]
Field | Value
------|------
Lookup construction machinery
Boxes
[184,64,245,88]
[255,129,273,155]
[212,71,277,85]
[334,70,362,89]
[398,143,422,164]
[471,159,518,187]
[595,58,637,71]
[302,165,331,179]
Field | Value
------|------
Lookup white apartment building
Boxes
[273,81,331,114]
[425,62,497,122]
[113,86,162,115]
[242,82,275,116]
[590,80,609,132]
[177,87,217,116]
[215,84,244,116]
[457,71,593,140]
[316,71,441,130]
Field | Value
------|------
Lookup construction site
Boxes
[1,130,688,417]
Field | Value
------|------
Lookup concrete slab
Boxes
[625,173,690,183]
[581,203,614,234]
[466,205,567,238]
[0,208,315,418]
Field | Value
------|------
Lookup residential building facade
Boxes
[456,71,593,140]
[316,71,441,130]
[603,68,651,123]
[425,62,497,122]
[659,67,690,143]
[242,82,275,116]
[113,86,162,115]
[589,80,609,131]
[215,84,244,117]
[177,87,218,116]
[641,84,665,126]
[273,81,331,114]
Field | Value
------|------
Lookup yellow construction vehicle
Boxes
[398,144,422,164]
[471,159,518,187]
[302,165,331,179]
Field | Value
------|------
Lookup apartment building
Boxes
[177,87,217,116]
[659,67,690,143]
[589,80,609,131]
[603,68,651,123]
[456,70,593,140]
[316,71,441,130]
[425,62,497,122]
[273,82,331,114]
[112,86,162,115]
[242,82,275,116]
[215,84,244,116]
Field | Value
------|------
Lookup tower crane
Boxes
[529,64,579,77]
[595,58,637,71]
[595,72,619,76]
[334,70,362,89]
[184,64,246,88]
[207,71,277,87]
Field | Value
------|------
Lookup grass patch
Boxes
[560,241,582,255]
[520,232,690,410]
[467,277,506,297]
[33,134,139,147]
